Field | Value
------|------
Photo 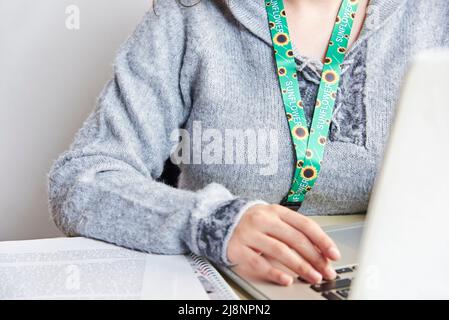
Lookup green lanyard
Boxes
[265,0,360,206]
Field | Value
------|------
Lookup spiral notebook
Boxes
[187,253,239,300]
[0,237,239,300]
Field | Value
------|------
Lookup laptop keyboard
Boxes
[309,264,357,300]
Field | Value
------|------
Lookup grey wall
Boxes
[0,0,151,241]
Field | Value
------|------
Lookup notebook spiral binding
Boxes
[188,253,239,300]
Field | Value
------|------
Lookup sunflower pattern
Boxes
[292,126,308,143]
[301,166,318,181]
[274,33,289,46]
[306,149,313,159]
[323,70,339,84]
[278,66,287,76]
[266,0,359,204]
[318,136,327,146]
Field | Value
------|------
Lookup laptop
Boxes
[219,49,449,300]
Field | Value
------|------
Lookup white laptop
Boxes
[219,50,449,300]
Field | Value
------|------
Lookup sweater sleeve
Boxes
[48,2,263,266]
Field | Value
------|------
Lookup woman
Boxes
[48,0,449,286]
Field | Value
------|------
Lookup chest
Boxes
[178,1,449,212]
[283,0,370,62]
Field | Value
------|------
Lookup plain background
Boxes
[0,0,151,241]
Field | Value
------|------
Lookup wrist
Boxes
[221,199,268,266]
[193,195,267,266]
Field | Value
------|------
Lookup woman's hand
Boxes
[227,204,341,286]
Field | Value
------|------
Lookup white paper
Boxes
[0,237,209,300]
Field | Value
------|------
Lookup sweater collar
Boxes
[227,0,407,47]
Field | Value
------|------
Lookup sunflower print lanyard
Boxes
[265,0,360,208]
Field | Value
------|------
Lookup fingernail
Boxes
[280,274,293,286]
[309,270,322,283]
[328,247,341,260]
[326,266,337,279]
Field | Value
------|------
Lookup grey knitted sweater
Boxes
[48,0,449,265]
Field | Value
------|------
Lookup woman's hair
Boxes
[153,0,202,14]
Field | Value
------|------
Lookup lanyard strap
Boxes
[265,0,360,204]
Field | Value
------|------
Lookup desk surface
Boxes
[220,214,366,300]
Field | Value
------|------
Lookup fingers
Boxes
[277,206,341,261]
[267,220,337,280]
[240,246,294,286]
[248,232,323,284]
[226,203,341,287]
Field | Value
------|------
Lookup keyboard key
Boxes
[322,291,342,300]
[335,267,353,274]
[337,289,350,298]
[321,275,340,282]
[311,278,351,292]
[298,274,340,284]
